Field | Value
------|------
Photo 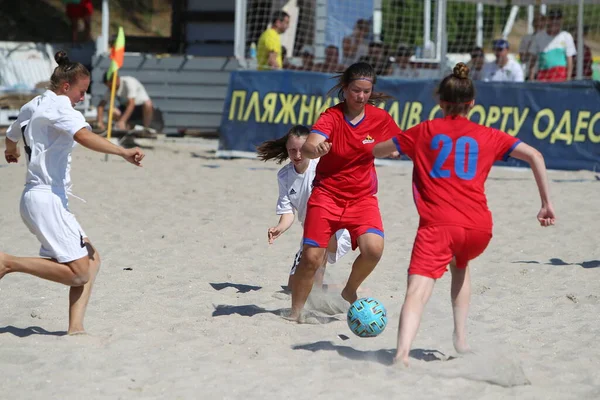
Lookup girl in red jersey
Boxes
[373,62,556,366]
[289,62,401,321]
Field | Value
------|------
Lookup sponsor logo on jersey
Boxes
[290,188,297,195]
[362,135,375,144]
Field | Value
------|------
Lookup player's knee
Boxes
[360,242,383,263]
[300,250,323,271]
[71,271,90,286]
[67,257,91,286]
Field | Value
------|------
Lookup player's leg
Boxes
[341,197,384,304]
[450,258,471,353]
[0,253,89,285]
[450,228,492,354]
[68,239,101,335]
[290,245,327,319]
[290,190,338,320]
[394,274,436,366]
[343,232,383,304]
[142,100,154,129]
[394,226,453,366]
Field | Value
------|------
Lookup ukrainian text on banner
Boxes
[217,70,600,171]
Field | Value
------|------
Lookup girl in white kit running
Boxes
[257,125,352,290]
[1,51,145,335]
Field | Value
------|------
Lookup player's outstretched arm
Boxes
[268,213,295,244]
[74,128,145,167]
[372,139,397,158]
[509,142,556,227]
[302,133,331,159]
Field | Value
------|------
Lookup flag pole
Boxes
[105,70,119,162]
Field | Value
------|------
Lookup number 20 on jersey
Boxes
[430,134,479,181]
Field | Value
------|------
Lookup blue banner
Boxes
[218,70,600,171]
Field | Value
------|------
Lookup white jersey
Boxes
[481,59,524,82]
[276,158,318,225]
[5,95,44,143]
[24,90,90,192]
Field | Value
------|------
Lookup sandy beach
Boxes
[0,137,599,399]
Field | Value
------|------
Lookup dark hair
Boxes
[272,11,289,24]
[49,51,90,91]
[436,62,475,116]
[328,62,390,105]
[470,47,484,58]
[256,125,310,164]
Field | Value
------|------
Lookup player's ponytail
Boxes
[436,62,475,116]
[49,50,90,92]
[257,125,310,164]
[328,62,392,106]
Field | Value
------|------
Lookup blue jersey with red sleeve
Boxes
[393,115,520,232]
[311,103,402,200]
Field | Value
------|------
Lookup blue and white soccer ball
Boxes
[347,297,388,338]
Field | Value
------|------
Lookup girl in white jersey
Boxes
[1,51,145,335]
[257,125,352,290]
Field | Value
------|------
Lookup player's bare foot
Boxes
[68,330,87,336]
[393,352,410,367]
[0,252,11,280]
[341,287,358,304]
[453,332,472,354]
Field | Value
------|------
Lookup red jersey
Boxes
[394,116,520,232]
[311,103,401,200]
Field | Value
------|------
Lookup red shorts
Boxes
[303,188,383,250]
[536,67,567,82]
[408,225,492,279]
[66,0,93,19]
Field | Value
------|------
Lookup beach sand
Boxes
[0,137,599,399]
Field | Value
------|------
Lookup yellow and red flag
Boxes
[106,27,125,80]
[105,27,126,149]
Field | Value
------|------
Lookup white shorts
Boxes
[20,186,88,263]
[289,229,352,275]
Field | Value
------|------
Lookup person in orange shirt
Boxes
[257,11,290,70]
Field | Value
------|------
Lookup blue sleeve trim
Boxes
[503,140,522,161]
[311,130,330,140]
[392,136,402,155]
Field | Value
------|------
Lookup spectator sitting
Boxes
[342,19,371,66]
[467,47,485,80]
[257,11,290,70]
[391,45,417,78]
[313,45,345,73]
[359,41,393,76]
[519,13,546,79]
[570,25,593,79]
[63,0,93,43]
[481,39,524,82]
[297,45,316,71]
[528,8,576,82]
[96,74,153,131]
